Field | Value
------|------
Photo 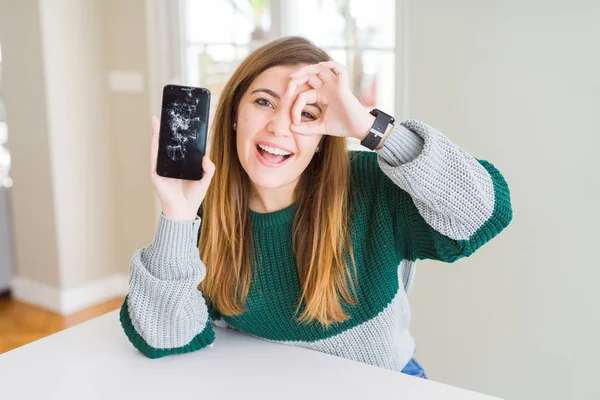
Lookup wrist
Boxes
[162,208,197,222]
[355,113,376,141]
[356,110,395,149]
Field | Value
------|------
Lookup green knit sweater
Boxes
[120,120,512,370]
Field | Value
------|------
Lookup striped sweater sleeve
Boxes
[376,120,513,263]
[119,214,216,358]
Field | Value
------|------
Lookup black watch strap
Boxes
[360,109,395,150]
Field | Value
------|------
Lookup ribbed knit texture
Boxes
[120,120,513,368]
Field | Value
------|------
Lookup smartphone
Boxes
[156,84,211,180]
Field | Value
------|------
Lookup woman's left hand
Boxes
[286,61,374,140]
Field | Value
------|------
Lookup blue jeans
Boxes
[401,358,428,379]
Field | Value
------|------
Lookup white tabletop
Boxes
[0,310,501,399]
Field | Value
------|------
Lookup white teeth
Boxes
[258,144,291,156]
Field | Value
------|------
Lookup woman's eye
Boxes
[255,98,273,108]
[302,111,316,120]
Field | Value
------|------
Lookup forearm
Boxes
[120,214,216,358]
[376,120,512,261]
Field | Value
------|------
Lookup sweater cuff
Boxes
[377,123,425,166]
[145,213,202,260]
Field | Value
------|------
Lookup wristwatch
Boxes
[360,108,395,150]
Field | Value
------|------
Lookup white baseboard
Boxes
[11,274,129,315]
[10,276,61,312]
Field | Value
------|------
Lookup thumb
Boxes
[194,156,216,198]
[150,116,160,175]
[290,120,325,136]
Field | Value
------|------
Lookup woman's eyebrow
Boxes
[251,88,280,99]
[250,88,322,113]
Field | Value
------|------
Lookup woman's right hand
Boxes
[149,116,216,222]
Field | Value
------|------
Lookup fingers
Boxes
[286,74,324,98]
[289,64,322,78]
[291,120,326,136]
[150,116,160,176]
[307,75,324,91]
[194,155,216,196]
[319,60,348,86]
[317,66,337,83]
[290,63,336,80]
[291,89,318,125]
[285,77,306,98]
[287,62,340,97]
[202,154,216,179]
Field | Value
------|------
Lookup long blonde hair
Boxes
[199,36,357,327]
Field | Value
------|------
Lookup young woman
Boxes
[120,37,512,379]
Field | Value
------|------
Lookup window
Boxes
[175,0,397,149]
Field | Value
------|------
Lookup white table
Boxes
[0,310,501,399]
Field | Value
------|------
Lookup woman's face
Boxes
[235,65,323,190]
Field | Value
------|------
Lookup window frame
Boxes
[145,0,409,130]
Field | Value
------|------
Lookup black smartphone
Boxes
[156,84,211,180]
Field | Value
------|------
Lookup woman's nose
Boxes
[267,110,293,137]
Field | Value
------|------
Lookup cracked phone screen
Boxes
[156,85,210,180]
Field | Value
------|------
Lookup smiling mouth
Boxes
[255,144,294,165]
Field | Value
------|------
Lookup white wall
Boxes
[405,1,600,399]
[38,0,117,290]
[0,0,156,313]
[0,0,61,289]
[101,0,156,280]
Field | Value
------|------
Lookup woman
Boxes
[120,36,512,379]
